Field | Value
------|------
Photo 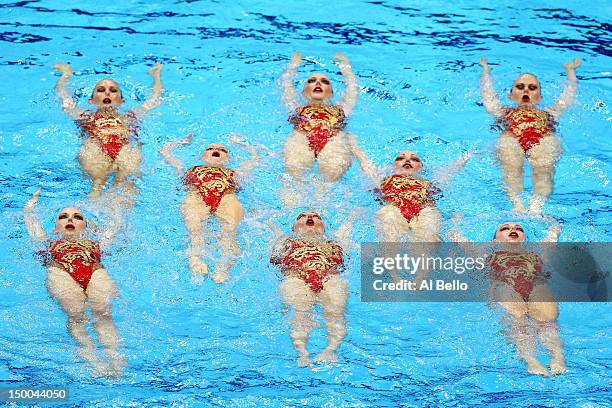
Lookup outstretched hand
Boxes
[335,52,351,66]
[479,57,490,74]
[289,52,303,67]
[53,63,73,77]
[177,133,195,145]
[563,58,581,72]
[149,62,163,78]
[228,134,249,145]
[24,188,42,212]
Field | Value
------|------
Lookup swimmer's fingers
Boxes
[148,62,163,77]
[479,57,490,72]
[53,63,73,77]
[289,52,303,66]
[178,133,195,144]
[334,52,351,64]
[563,58,581,71]
[228,134,248,145]
[24,188,42,211]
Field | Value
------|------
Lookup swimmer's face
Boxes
[393,151,422,176]
[509,74,541,106]
[303,73,333,102]
[55,207,87,237]
[494,222,526,243]
[293,211,325,235]
[202,143,229,166]
[89,79,124,108]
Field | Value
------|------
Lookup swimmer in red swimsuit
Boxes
[350,136,471,242]
[270,211,354,367]
[479,57,581,213]
[279,52,359,207]
[160,133,259,283]
[23,189,124,376]
[53,62,164,207]
[448,218,566,376]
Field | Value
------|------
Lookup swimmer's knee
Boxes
[527,147,560,170]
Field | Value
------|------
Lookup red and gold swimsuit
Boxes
[487,251,543,301]
[49,239,101,289]
[77,110,138,160]
[184,165,237,212]
[272,238,344,293]
[377,175,436,223]
[289,104,346,156]
[495,107,555,152]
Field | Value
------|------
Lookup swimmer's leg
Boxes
[375,205,411,242]
[211,194,245,284]
[494,283,549,376]
[316,132,353,183]
[375,205,411,283]
[78,139,113,200]
[112,145,143,210]
[406,207,442,285]
[46,267,97,363]
[281,131,315,207]
[496,133,526,211]
[528,285,566,374]
[526,136,561,214]
[180,191,212,277]
[410,207,442,242]
[315,275,348,364]
[280,276,316,367]
[86,269,124,374]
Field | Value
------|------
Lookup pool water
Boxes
[1,1,611,406]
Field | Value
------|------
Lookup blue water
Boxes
[1,1,611,406]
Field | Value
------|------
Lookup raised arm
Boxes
[335,53,359,116]
[230,135,260,179]
[433,152,473,187]
[159,133,193,174]
[546,58,580,120]
[53,63,85,119]
[132,62,163,117]
[279,52,302,111]
[479,58,504,117]
[23,189,48,242]
[347,134,384,184]
[334,209,363,253]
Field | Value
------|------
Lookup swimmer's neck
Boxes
[306,98,331,106]
[95,106,120,114]
[493,240,525,249]
[295,231,326,241]
[202,161,227,168]
[394,170,419,177]
[57,233,85,240]
[515,102,538,109]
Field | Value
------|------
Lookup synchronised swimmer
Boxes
[22,52,581,376]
